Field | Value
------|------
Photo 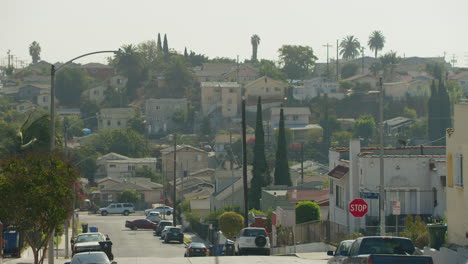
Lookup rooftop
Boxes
[271,107,311,116]
[200,82,240,88]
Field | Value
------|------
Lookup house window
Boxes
[117,120,121,126]
[107,194,113,202]
[196,155,202,161]
[107,120,111,126]
[275,87,281,91]
[229,88,235,93]
[455,153,464,187]
[227,98,232,104]
[330,179,334,194]
[100,185,104,190]
[156,106,160,110]
[335,185,344,209]
[128,165,135,171]
[293,115,299,121]
[109,164,116,168]
[266,87,270,92]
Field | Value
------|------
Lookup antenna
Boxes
[451,54,457,67]
[322,43,333,80]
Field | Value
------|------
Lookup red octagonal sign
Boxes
[349,199,368,217]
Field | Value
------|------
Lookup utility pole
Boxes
[230,130,235,206]
[451,54,457,67]
[173,133,177,227]
[361,47,365,74]
[379,77,385,235]
[336,40,340,81]
[300,142,304,186]
[7,50,10,68]
[323,43,333,80]
[241,98,248,227]
[48,64,56,264]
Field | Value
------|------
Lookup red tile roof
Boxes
[328,165,349,179]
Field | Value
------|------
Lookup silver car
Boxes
[327,240,354,264]
[68,251,116,264]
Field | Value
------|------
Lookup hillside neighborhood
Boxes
[1,29,468,264]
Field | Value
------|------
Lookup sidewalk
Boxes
[183,232,210,246]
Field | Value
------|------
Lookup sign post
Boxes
[349,199,369,218]
[392,201,401,235]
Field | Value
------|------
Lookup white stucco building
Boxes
[328,140,446,233]
[145,98,188,134]
[293,78,344,101]
[97,108,135,130]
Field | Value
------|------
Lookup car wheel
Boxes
[166,211,171,216]
[131,226,137,230]
[164,237,169,243]
[123,210,129,216]
[101,211,108,216]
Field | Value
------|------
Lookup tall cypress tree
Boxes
[163,34,169,54]
[250,97,269,209]
[428,80,440,143]
[184,47,188,58]
[274,108,292,186]
[157,33,162,51]
[438,79,451,145]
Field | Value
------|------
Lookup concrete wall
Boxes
[423,246,468,264]
[271,242,334,255]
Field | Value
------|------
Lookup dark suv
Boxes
[154,220,173,236]
[164,227,184,243]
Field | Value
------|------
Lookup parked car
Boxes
[67,251,116,264]
[154,220,173,236]
[184,242,208,257]
[327,240,354,264]
[343,236,433,264]
[164,227,184,243]
[160,226,172,240]
[234,227,270,256]
[125,219,158,230]
[146,212,161,223]
[99,203,135,216]
[145,205,173,216]
[71,233,108,256]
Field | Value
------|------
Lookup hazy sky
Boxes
[2,0,467,67]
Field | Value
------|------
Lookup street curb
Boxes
[272,253,299,257]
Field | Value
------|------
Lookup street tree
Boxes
[0,151,78,264]
[339,36,361,60]
[367,30,386,58]
[218,212,244,239]
[295,201,320,224]
[278,45,318,80]
[56,67,89,107]
[250,97,269,209]
[274,109,292,186]
[29,41,41,64]
[251,34,261,62]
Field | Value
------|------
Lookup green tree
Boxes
[401,215,429,249]
[425,62,446,80]
[164,55,193,98]
[157,33,162,51]
[353,114,376,145]
[331,131,353,147]
[251,34,261,62]
[369,62,382,77]
[250,97,269,209]
[112,44,145,100]
[163,34,169,54]
[69,146,98,182]
[274,109,292,186]
[428,80,440,143]
[295,201,320,224]
[218,212,244,239]
[137,40,159,72]
[339,36,361,60]
[86,129,149,158]
[135,167,162,183]
[118,189,140,203]
[187,51,209,67]
[200,116,212,137]
[278,45,318,80]
[257,59,287,80]
[380,51,401,81]
[367,30,385,58]
[80,100,100,131]
[437,79,451,145]
[56,68,88,107]
[0,151,78,264]
[341,62,359,79]
[403,107,417,120]
[29,41,41,64]
[127,113,146,135]
[63,116,85,140]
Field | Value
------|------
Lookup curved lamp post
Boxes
[48,50,119,264]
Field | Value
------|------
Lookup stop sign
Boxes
[349,199,368,217]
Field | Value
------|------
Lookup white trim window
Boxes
[455,153,464,187]
[336,185,344,209]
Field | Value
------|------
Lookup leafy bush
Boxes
[249,209,266,216]
[295,201,320,224]
[117,189,140,203]
[401,215,429,249]
[204,205,241,227]
[219,212,244,239]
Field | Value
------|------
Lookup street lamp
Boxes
[48,50,119,264]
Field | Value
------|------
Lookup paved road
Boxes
[79,213,185,258]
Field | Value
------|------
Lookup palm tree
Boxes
[251,34,261,62]
[29,41,41,64]
[113,45,145,100]
[368,31,385,58]
[339,36,361,60]
[380,51,400,81]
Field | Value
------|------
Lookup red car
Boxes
[125,219,158,230]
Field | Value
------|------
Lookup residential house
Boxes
[383,117,415,135]
[194,63,236,82]
[109,75,127,90]
[57,108,81,117]
[450,71,468,96]
[18,84,49,101]
[22,75,50,85]
[36,90,51,110]
[190,198,211,218]
[83,85,109,104]
[328,140,447,233]
[95,152,157,179]
[343,74,379,90]
[211,169,253,211]
[270,107,322,142]
[222,64,260,84]
[12,101,35,112]
[145,98,188,134]
[98,178,163,208]
[97,108,135,130]
[397,57,447,76]
[213,133,241,158]
[245,76,288,108]
[81,63,115,79]
[201,82,241,117]
[161,145,209,181]
[337,118,355,131]
[446,102,468,246]
[293,78,343,101]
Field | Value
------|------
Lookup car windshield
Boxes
[242,229,265,237]
[169,228,180,232]
[360,238,415,255]
[75,234,104,243]
[336,240,354,256]
[190,243,205,248]
[71,252,109,264]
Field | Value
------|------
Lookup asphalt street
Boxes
[78,213,185,259]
